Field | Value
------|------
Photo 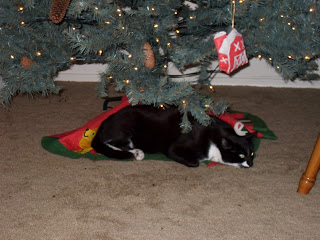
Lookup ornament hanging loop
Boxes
[231,0,236,28]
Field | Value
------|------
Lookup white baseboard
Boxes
[210,76,320,88]
[1,59,319,89]
[55,59,320,89]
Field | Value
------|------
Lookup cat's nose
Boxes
[247,160,253,167]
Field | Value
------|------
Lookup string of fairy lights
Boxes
[8,1,317,86]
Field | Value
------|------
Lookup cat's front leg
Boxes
[167,144,200,167]
[129,149,145,161]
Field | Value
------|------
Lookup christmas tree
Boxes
[1,0,319,130]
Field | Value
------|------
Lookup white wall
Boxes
[55,58,320,88]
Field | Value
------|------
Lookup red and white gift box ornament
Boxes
[214,28,248,74]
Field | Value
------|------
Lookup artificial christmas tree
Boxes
[1,0,319,129]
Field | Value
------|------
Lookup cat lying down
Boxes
[91,105,256,167]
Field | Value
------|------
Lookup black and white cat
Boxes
[91,105,256,167]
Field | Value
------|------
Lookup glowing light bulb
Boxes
[70,57,76,60]
[134,67,138,71]
[21,21,25,25]
[174,11,178,15]
[209,85,214,91]
[288,55,293,59]
[105,21,110,24]
[167,43,171,47]
[155,38,160,42]
[259,18,265,22]
[258,54,262,59]
[18,6,23,11]
[99,50,103,55]
[182,100,186,104]
[10,55,14,59]
[128,54,132,58]
[305,56,311,60]
[36,51,41,56]
[176,30,180,34]
[189,16,194,19]
[205,104,210,108]
[310,8,315,12]
[154,24,159,28]
[164,65,168,69]
[125,80,130,84]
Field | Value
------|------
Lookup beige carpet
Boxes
[1,82,319,240]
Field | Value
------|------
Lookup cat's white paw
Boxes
[130,149,145,160]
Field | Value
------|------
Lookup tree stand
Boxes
[297,134,320,194]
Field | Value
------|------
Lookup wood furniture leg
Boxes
[297,134,320,194]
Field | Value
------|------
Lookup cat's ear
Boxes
[221,138,232,149]
[246,131,258,142]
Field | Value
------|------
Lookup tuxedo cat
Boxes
[91,105,256,167]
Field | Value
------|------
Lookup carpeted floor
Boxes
[1,82,319,240]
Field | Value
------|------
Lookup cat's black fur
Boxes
[91,105,257,167]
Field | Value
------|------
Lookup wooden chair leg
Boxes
[297,134,320,194]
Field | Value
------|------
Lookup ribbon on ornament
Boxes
[213,1,248,74]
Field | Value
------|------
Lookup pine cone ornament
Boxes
[143,42,155,69]
[20,56,35,69]
[50,0,71,24]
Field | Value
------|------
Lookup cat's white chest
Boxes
[206,142,223,163]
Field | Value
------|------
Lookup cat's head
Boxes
[219,132,257,168]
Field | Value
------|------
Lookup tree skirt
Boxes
[41,96,277,167]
